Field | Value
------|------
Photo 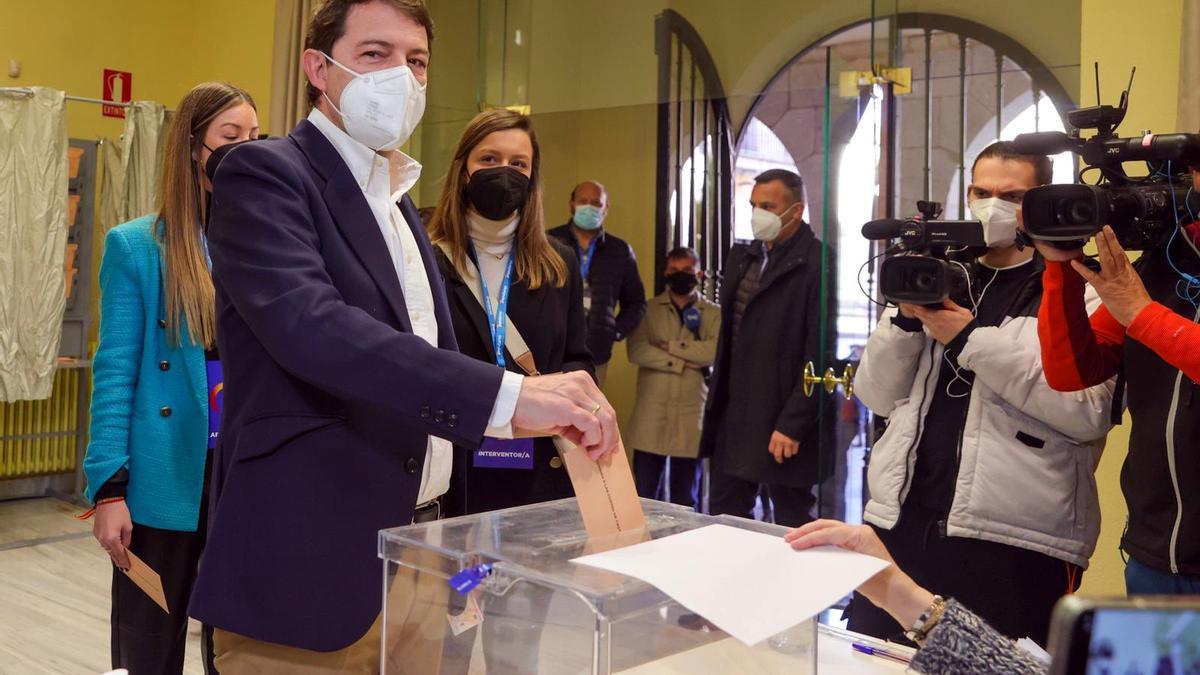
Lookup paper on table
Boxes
[572,523,890,646]
[121,549,169,614]
[1016,637,1052,667]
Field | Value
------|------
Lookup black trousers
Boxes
[633,451,699,508]
[845,509,1082,647]
[111,455,215,674]
[708,469,815,528]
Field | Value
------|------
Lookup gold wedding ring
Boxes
[589,402,602,416]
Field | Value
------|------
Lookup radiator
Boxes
[0,368,84,479]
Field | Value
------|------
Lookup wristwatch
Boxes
[905,594,947,645]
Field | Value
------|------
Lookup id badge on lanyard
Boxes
[472,246,535,469]
[474,437,536,469]
[580,237,598,311]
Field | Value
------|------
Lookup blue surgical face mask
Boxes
[573,204,605,231]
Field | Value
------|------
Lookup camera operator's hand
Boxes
[911,299,974,345]
[1032,238,1085,263]
[897,303,919,319]
[1071,225,1153,326]
[1018,210,1084,262]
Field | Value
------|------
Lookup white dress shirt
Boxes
[307,109,523,505]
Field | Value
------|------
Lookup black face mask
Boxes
[464,166,530,220]
[665,271,699,295]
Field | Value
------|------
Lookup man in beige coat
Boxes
[626,247,721,509]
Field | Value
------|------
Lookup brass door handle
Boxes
[802,362,856,399]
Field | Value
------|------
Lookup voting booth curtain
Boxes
[270,0,315,137]
[100,101,171,237]
[1180,1,1200,134]
[0,87,69,402]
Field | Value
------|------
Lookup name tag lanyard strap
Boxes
[580,236,599,283]
[474,244,516,369]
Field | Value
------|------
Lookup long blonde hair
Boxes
[428,109,567,289]
[154,82,255,348]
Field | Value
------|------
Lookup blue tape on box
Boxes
[448,563,494,595]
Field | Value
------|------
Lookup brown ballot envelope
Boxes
[121,550,169,614]
[552,436,646,538]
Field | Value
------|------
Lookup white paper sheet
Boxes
[571,523,890,646]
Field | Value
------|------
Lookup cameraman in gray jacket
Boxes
[848,142,1115,646]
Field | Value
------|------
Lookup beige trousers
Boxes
[213,552,448,675]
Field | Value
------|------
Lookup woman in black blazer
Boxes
[429,108,594,518]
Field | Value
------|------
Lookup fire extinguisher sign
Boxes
[102,69,131,118]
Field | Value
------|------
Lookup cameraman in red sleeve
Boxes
[1034,162,1200,596]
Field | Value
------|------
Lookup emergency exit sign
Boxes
[102,69,131,118]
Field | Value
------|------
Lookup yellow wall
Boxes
[1075,0,1184,596]
[3,0,276,354]
[2,1,274,141]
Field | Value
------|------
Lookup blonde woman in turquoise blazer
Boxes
[83,82,257,675]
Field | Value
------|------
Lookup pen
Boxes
[852,642,913,665]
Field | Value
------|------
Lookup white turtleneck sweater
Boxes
[467,210,520,320]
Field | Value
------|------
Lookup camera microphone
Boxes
[862,218,906,240]
[1009,131,1074,156]
[1012,131,1200,167]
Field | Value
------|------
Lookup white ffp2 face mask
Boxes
[322,53,426,151]
[751,203,800,242]
[970,197,1020,248]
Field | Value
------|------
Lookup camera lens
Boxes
[913,272,938,293]
[1061,199,1095,227]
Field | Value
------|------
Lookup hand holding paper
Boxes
[121,549,170,614]
[573,524,890,646]
[510,371,619,460]
[786,519,935,630]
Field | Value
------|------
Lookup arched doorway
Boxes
[733,15,1077,525]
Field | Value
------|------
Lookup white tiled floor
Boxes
[0,498,203,675]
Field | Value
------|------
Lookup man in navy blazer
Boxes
[188,0,618,670]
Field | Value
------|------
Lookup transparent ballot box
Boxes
[378,498,817,674]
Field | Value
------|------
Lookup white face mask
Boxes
[750,204,797,242]
[969,197,1020,248]
[321,53,426,151]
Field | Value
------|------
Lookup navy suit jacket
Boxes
[188,120,505,651]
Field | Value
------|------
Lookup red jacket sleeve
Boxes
[1038,260,1126,391]
[1127,302,1200,383]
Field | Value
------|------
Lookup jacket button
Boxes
[447,413,459,429]
[419,406,431,420]
[159,360,170,371]
[405,457,419,475]
[157,319,167,328]
[434,409,445,424]
[550,456,563,469]
[160,406,172,418]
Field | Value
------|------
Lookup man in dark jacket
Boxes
[698,169,833,527]
[189,1,619,670]
[549,180,647,386]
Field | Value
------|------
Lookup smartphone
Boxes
[1048,595,1200,675]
